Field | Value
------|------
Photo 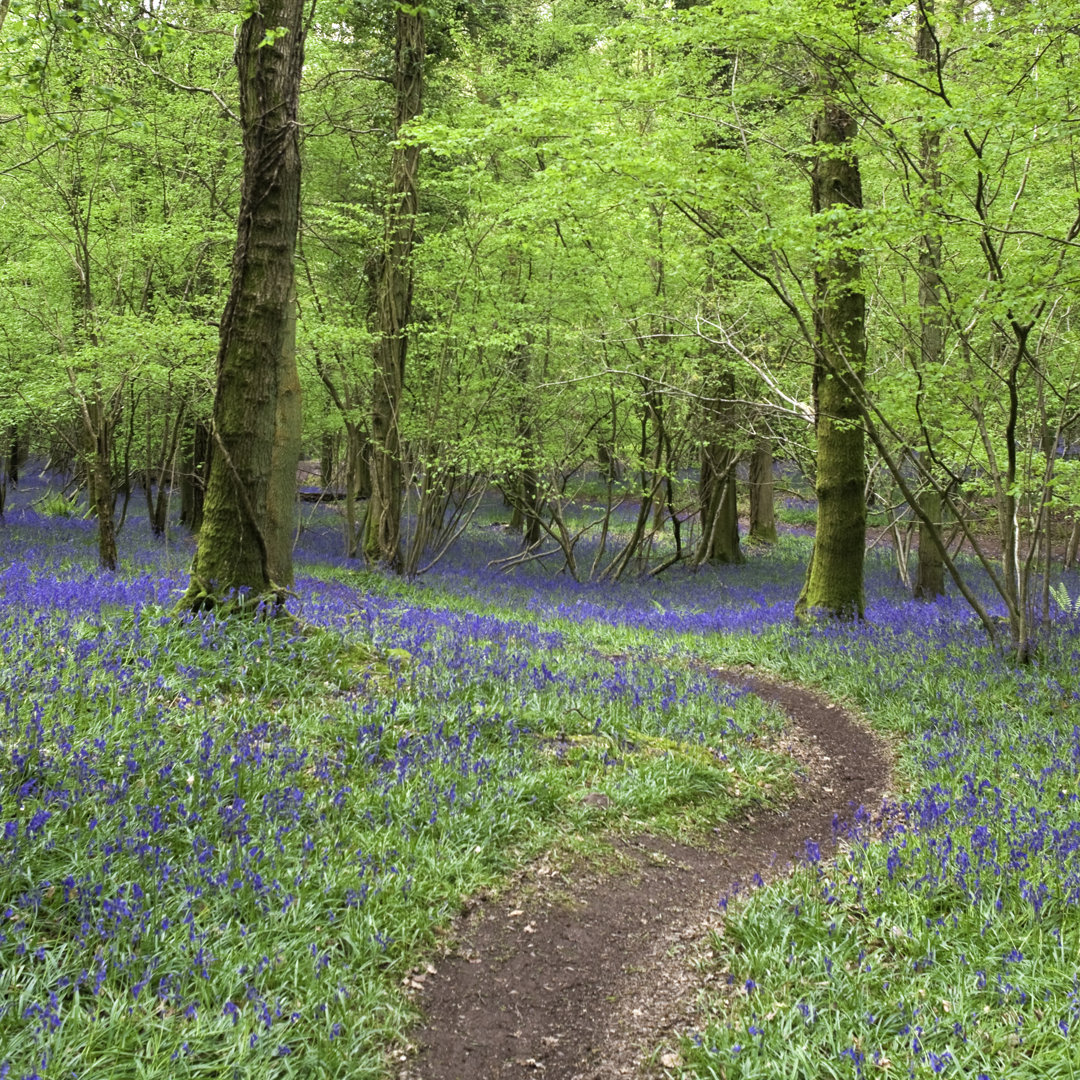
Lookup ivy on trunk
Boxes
[184,0,305,609]
[365,6,425,570]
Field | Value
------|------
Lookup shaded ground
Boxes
[399,670,893,1080]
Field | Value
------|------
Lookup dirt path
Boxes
[399,669,893,1080]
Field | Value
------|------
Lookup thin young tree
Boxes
[912,0,945,600]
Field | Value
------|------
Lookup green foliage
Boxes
[36,490,80,518]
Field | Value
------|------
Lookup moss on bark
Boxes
[184,0,305,609]
[796,98,867,621]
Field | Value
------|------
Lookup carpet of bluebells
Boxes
[682,599,1080,1075]
[0,475,791,1080]
[3,473,1080,1078]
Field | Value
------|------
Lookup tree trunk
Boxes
[89,393,118,572]
[1066,517,1080,570]
[180,416,210,533]
[343,421,370,559]
[320,430,336,490]
[696,372,743,565]
[365,8,424,569]
[151,403,184,538]
[519,463,542,547]
[914,489,945,600]
[796,94,867,621]
[7,427,18,486]
[506,340,542,547]
[697,447,741,564]
[748,436,777,543]
[184,0,305,607]
[0,426,15,517]
[912,0,945,601]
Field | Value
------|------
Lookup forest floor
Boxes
[6,480,1079,1079]
[402,672,893,1080]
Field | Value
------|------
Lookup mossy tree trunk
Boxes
[185,0,304,607]
[748,436,778,543]
[796,94,867,621]
[365,7,424,569]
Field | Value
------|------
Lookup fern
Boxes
[1049,581,1080,618]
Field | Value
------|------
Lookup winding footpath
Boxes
[401,669,893,1080]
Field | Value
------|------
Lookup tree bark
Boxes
[913,0,945,601]
[184,0,305,607]
[7,428,17,486]
[506,339,542,547]
[695,371,743,565]
[748,436,778,543]
[180,416,210,534]
[74,387,119,572]
[320,430,334,490]
[914,489,944,599]
[343,421,370,558]
[365,8,425,569]
[796,94,867,621]
[91,396,118,572]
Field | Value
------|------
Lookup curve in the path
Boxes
[401,669,892,1080]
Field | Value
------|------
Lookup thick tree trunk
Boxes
[796,96,867,621]
[365,8,424,569]
[748,436,777,543]
[185,0,304,607]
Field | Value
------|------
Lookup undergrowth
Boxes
[0,494,788,1079]
[3,478,1080,1079]
[677,618,1080,1079]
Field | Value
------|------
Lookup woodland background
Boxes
[0,0,1077,654]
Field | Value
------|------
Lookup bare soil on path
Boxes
[400,669,893,1080]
